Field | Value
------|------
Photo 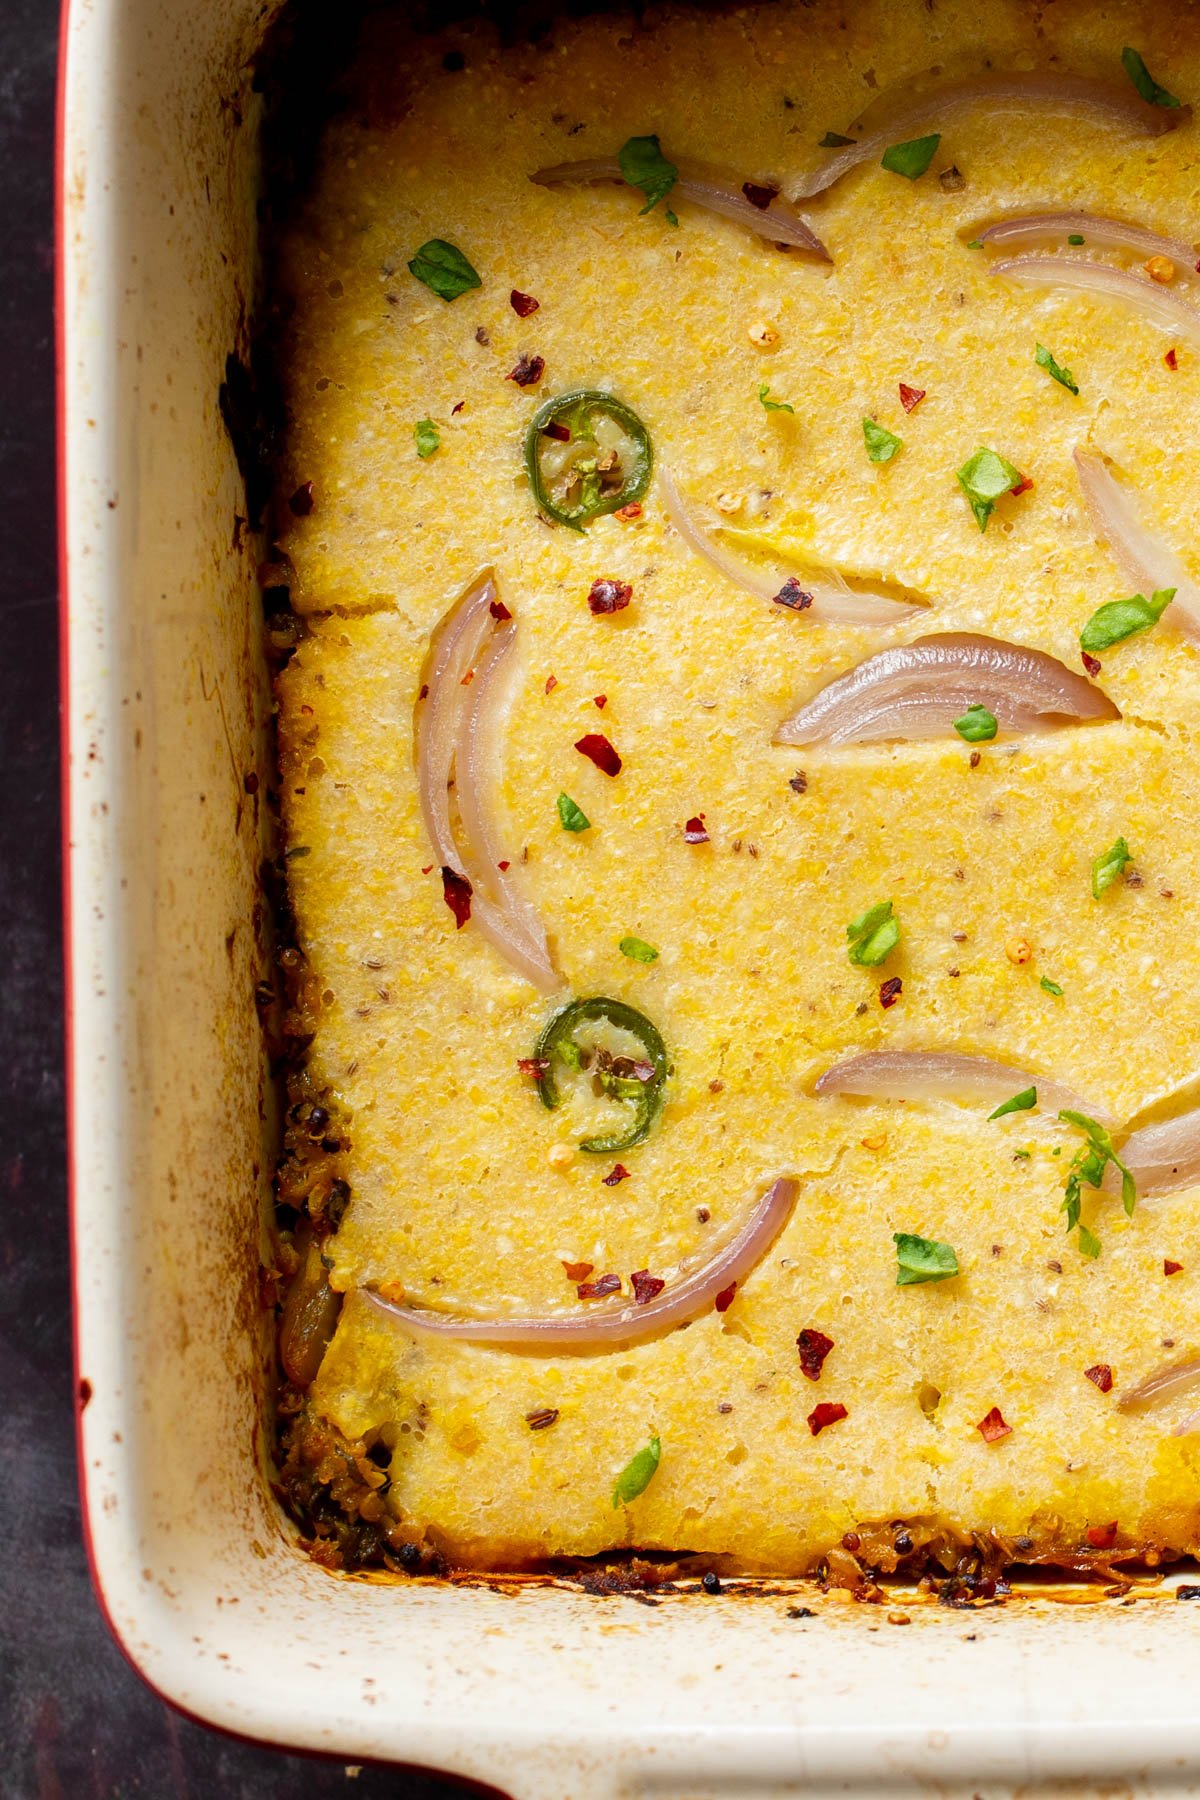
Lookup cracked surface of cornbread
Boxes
[272,0,1200,1574]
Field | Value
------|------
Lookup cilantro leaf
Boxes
[619,935,659,963]
[1035,342,1079,395]
[618,135,678,216]
[1078,1223,1103,1259]
[1091,835,1132,898]
[758,382,795,415]
[1080,588,1175,653]
[1040,976,1064,997]
[881,133,941,179]
[989,1086,1037,1120]
[414,418,440,459]
[819,129,857,147]
[956,446,1022,532]
[1068,232,1085,245]
[557,792,590,833]
[1122,46,1181,109]
[894,1232,959,1286]
[954,703,998,743]
[407,239,482,302]
[846,899,900,968]
[611,1434,661,1507]
[1058,1109,1137,1260]
[863,418,902,463]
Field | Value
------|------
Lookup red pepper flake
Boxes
[1165,1258,1184,1276]
[789,771,808,794]
[1165,346,1179,370]
[489,598,513,621]
[1086,1520,1119,1551]
[714,1282,737,1313]
[879,976,903,1009]
[593,694,607,709]
[543,420,572,442]
[288,480,315,515]
[440,866,472,927]
[807,1401,848,1436]
[1084,1363,1114,1393]
[497,859,510,871]
[1081,651,1102,677]
[683,815,710,843]
[587,578,633,615]
[510,289,540,317]
[575,732,622,776]
[577,1272,621,1300]
[796,1328,835,1381]
[631,1269,666,1305]
[773,576,814,611]
[451,401,466,415]
[421,863,433,874]
[518,1056,551,1080]
[741,180,779,210]
[419,683,430,700]
[976,1406,1011,1443]
[545,674,558,693]
[602,1163,631,1185]
[898,383,926,413]
[460,669,475,686]
[615,501,643,522]
[508,353,545,388]
[561,1258,594,1282]
[1010,473,1034,497]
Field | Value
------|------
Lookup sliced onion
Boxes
[660,467,923,627]
[415,572,559,991]
[775,633,1119,746]
[532,156,830,258]
[360,1175,798,1349]
[990,256,1200,345]
[1074,449,1200,643]
[978,211,1198,268]
[791,71,1188,200]
[813,1050,1103,1122]
[1119,1108,1200,1198]
[1118,1354,1200,1414]
[1171,1407,1200,1438]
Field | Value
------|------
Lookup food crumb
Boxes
[1005,936,1033,965]
[547,1143,575,1172]
[748,320,779,348]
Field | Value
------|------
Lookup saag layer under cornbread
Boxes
[273,0,1200,1573]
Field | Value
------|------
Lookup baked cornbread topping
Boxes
[266,0,1200,1586]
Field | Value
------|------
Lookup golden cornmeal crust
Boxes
[267,0,1200,1580]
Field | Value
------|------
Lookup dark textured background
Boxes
[0,0,477,1789]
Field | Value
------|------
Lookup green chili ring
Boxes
[524,388,653,530]
[534,995,668,1154]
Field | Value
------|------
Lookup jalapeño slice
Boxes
[525,389,653,529]
[533,995,668,1153]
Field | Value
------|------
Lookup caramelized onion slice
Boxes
[1074,449,1200,643]
[1118,1353,1200,1415]
[791,71,1188,200]
[978,211,1198,267]
[1119,1108,1200,1198]
[415,572,559,991]
[813,1050,1103,1122]
[532,156,830,258]
[360,1175,798,1349]
[990,256,1200,345]
[660,467,922,627]
[775,633,1119,746]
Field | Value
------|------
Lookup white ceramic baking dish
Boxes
[58,0,1200,1791]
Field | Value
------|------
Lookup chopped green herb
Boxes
[953,703,998,743]
[956,445,1022,532]
[1035,342,1079,395]
[557,792,590,833]
[846,899,900,968]
[1080,588,1175,653]
[1059,1109,1136,1264]
[1040,976,1064,997]
[894,1232,959,1286]
[284,845,311,859]
[965,237,984,250]
[989,1086,1037,1121]
[611,1434,661,1507]
[819,129,857,147]
[1068,232,1086,245]
[1078,1223,1102,1259]
[407,238,482,302]
[881,133,941,179]
[1013,1149,1032,1161]
[1091,835,1132,899]
[862,417,902,463]
[619,935,659,963]
[758,382,795,415]
[1122,46,1181,109]
[414,418,440,459]
[618,134,678,217]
